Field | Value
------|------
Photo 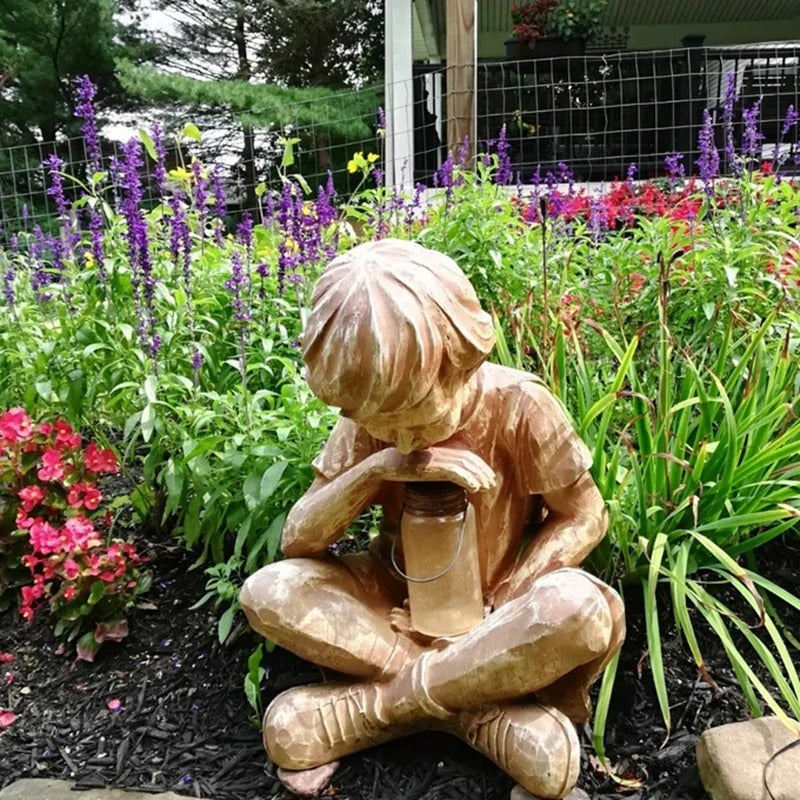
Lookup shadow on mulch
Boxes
[2,536,798,800]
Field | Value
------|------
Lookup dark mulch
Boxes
[1,534,798,800]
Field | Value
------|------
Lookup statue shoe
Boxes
[264,681,408,770]
[456,703,581,799]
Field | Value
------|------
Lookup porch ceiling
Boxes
[424,0,800,35]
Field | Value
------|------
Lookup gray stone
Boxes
[697,717,800,800]
[0,779,211,800]
[510,786,589,800]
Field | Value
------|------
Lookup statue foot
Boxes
[459,704,580,799]
[276,761,340,798]
[510,785,589,800]
[264,682,411,769]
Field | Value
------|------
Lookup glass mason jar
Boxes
[399,481,484,638]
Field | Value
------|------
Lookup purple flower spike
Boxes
[377,106,386,132]
[742,99,765,167]
[664,153,685,184]
[191,160,208,238]
[121,138,160,357]
[696,110,720,194]
[43,154,69,219]
[495,124,512,185]
[151,123,168,197]
[74,75,102,177]
[2,258,14,308]
[224,251,252,324]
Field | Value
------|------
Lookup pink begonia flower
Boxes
[3,673,13,685]
[106,699,122,712]
[0,653,14,664]
[0,710,17,729]
[29,519,61,555]
[37,448,65,482]
[62,515,100,550]
[0,408,34,442]
[53,420,81,451]
[67,482,102,511]
[63,586,77,601]
[63,558,80,580]
[18,484,47,513]
[15,510,36,529]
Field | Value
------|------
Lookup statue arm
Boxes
[491,472,607,606]
[281,456,383,558]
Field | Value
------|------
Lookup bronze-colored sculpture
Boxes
[240,239,625,799]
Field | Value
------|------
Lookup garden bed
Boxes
[4,530,794,800]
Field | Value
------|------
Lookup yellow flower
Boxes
[168,166,193,182]
[84,252,95,266]
[367,153,379,163]
[347,159,358,174]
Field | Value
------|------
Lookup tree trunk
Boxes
[234,8,258,212]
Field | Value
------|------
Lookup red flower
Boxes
[37,448,65,482]
[83,442,119,474]
[63,586,77,601]
[0,408,34,443]
[28,519,61,555]
[53,420,81,451]
[67,482,102,511]
[18,485,47,513]
[62,558,80,581]
[15,510,36,530]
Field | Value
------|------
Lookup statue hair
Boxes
[302,238,496,416]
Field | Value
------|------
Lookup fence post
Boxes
[385,0,414,190]
[446,0,477,163]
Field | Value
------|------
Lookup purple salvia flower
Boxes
[722,73,739,176]
[405,182,425,233]
[277,181,299,294]
[151,123,168,197]
[625,163,637,184]
[773,105,798,171]
[664,152,685,185]
[74,75,102,177]
[457,136,470,167]
[88,207,107,282]
[587,193,606,242]
[696,110,720,194]
[9,234,19,253]
[169,192,200,381]
[211,164,226,246]
[495,124,512,185]
[224,251,251,322]
[43,154,69,219]
[191,350,203,374]
[557,161,575,196]
[191,160,208,239]
[741,99,764,169]
[2,256,14,308]
[373,167,384,188]
[121,138,160,357]
[377,106,386,133]
[21,204,29,230]
[781,104,798,138]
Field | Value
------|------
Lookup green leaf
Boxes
[218,605,235,643]
[88,580,105,606]
[182,122,202,141]
[35,379,52,400]
[243,474,261,511]
[141,404,156,442]
[138,128,158,161]
[143,374,157,404]
[259,461,288,503]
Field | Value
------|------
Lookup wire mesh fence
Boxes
[1,42,800,234]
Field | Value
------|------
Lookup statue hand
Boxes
[368,446,496,493]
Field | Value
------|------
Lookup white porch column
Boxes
[385,0,414,190]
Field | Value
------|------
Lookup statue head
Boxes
[302,239,495,452]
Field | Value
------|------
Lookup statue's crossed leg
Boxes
[241,556,624,800]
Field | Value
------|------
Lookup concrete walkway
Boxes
[0,779,210,800]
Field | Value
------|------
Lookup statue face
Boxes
[352,381,467,454]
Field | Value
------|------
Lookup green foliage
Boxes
[0,0,125,144]
[117,61,380,142]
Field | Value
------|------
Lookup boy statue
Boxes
[240,239,625,799]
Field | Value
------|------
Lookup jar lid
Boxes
[404,482,466,516]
